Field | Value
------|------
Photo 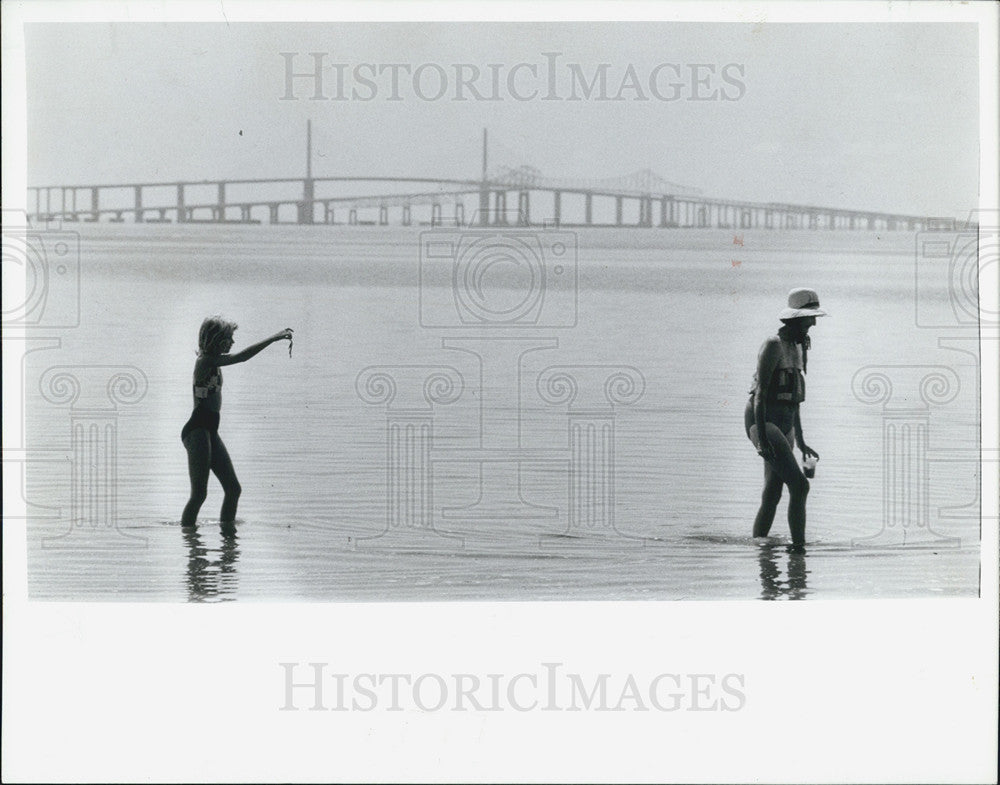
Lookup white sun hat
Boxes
[779,287,829,320]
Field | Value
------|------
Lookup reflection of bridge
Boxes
[28,125,944,231]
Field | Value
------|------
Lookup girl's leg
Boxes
[181,429,212,526]
[209,432,242,523]
[760,423,809,545]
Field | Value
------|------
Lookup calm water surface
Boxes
[23,225,981,600]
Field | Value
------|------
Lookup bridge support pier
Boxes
[615,196,623,226]
[585,193,593,225]
[493,191,507,224]
[217,183,226,222]
[479,187,490,226]
[554,190,561,227]
[640,197,653,227]
[455,202,465,226]
[517,191,530,226]
[431,203,441,226]
[176,185,186,224]
[402,205,411,226]
[379,205,388,226]
[133,186,143,224]
[301,178,315,224]
[349,208,358,226]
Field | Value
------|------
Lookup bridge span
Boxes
[26,174,944,232]
[27,125,946,231]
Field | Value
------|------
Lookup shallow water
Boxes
[21,224,982,600]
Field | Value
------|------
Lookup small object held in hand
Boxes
[803,454,817,478]
[288,339,293,358]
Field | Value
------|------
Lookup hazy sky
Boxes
[26,22,979,217]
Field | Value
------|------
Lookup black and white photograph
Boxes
[3,1,997,782]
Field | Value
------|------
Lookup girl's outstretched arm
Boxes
[215,328,293,366]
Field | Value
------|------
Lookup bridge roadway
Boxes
[27,176,943,231]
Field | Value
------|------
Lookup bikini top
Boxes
[193,368,222,400]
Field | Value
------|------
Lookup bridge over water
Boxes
[28,125,946,231]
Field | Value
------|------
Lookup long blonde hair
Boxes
[197,316,238,356]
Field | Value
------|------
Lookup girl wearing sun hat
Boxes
[744,288,828,549]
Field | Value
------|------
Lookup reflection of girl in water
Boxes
[184,522,240,602]
[744,289,827,549]
[180,317,293,527]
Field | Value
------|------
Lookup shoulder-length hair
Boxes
[198,316,238,356]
